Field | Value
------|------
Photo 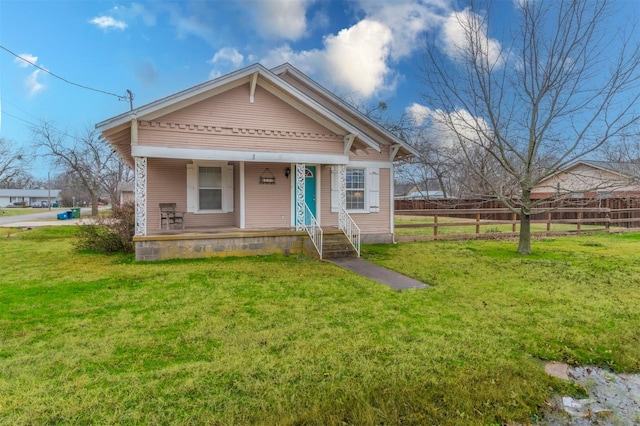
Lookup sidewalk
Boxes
[330,257,429,290]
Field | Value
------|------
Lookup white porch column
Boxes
[337,164,347,229]
[239,161,245,229]
[295,163,305,230]
[134,156,147,236]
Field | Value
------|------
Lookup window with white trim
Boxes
[346,168,366,210]
[331,166,380,213]
[187,162,234,213]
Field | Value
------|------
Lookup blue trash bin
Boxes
[57,212,68,220]
[66,210,73,219]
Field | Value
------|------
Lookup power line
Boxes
[3,109,87,142]
[0,44,133,104]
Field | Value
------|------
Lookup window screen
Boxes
[199,167,222,210]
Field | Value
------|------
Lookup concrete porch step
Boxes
[322,232,358,259]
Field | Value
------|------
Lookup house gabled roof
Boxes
[537,160,640,185]
[96,63,417,161]
[271,63,419,159]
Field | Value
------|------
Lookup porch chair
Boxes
[159,203,185,230]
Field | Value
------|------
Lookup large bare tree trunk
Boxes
[517,190,533,254]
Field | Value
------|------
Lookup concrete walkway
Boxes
[330,257,428,290]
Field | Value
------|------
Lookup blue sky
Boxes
[0,0,638,179]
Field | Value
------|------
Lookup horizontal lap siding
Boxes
[320,166,339,228]
[280,73,396,148]
[244,163,292,229]
[147,158,188,230]
[147,158,235,229]
[139,84,343,155]
[138,128,342,155]
[352,168,391,234]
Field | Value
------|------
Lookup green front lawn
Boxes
[1,227,638,425]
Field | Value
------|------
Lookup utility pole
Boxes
[48,171,51,211]
[126,89,134,111]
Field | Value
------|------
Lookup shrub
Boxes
[75,202,135,253]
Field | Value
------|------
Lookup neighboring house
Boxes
[531,160,640,199]
[97,63,416,261]
[0,189,61,207]
[394,183,445,200]
[116,181,134,206]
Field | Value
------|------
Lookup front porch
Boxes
[133,157,366,261]
[133,227,357,261]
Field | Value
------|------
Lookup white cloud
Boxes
[406,103,491,149]
[323,19,394,97]
[356,0,448,60]
[210,48,245,68]
[260,44,319,71]
[406,103,432,125]
[13,53,38,68]
[90,16,128,30]
[115,3,156,26]
[13,53,45,96]
[251,0,312,41]
[440,8,503,66]
[262,19,394,97]
[25,69,45,96]
[208,47,245,80]
[259,1,456,98]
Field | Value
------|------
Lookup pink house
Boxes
[96,63,416,261]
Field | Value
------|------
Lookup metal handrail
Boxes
[338,207,360,256]
[303,203,323,258]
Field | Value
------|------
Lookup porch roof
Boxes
[131,145,349,165]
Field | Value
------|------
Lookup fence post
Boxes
[512,213,517,232]
[605,212,610,232]
[434,214,438,237]
[476,213,480,234]
[577,211,582,232]
[547,212,552,231]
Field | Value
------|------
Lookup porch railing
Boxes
[303,203,323,259]
[338,207,360,256]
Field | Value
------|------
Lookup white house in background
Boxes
[0,189,61,207]
[394,183,445,200]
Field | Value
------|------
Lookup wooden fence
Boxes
[395,197,640,212]
[395,206,640,240]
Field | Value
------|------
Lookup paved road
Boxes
[0,208,93,227]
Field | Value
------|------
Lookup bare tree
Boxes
[418,0,640,254]
[31,122,131,216]
[0,138,27,187]
[397,128,455,198]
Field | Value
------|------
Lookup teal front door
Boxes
[305,166,316,224]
